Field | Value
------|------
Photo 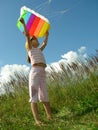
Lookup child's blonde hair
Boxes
[25,36,38,63]
[25,41,29,50]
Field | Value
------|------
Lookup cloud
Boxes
[0,64,29,83]
[47,46,88,72]
[78,46,86,54]
[61,51,78,63]
[46,62,62,72]
[0,64,30,95]
[61,46,88,63]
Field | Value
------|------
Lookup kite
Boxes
[17,6,50,38]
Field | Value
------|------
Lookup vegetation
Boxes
[0,51,98,130]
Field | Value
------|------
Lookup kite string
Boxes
[34,1,49,11]
[34,0,81,21]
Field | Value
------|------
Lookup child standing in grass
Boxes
[20,18,52,126]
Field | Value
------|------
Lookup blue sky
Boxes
[0,0,98,68]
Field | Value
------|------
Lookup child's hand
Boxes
[19,18,29,37]
[19,18,25,24]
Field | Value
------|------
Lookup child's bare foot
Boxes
[47,115,53,120]
[35,120,45,126]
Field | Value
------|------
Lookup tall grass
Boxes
[0,50,98,130]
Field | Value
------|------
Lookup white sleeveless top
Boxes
[28,47,46,65]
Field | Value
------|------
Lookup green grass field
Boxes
[0,71,98,130]
[0,53,98,130]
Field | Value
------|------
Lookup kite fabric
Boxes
[17,6,50,38]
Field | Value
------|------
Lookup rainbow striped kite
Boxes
[17,6,50,38]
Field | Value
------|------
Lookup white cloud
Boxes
[61,46,88,63]
[0,64,29,83]
[0,64,30,95]
[78,46,86,54]
[46,62,62,72]
[77,46,88,62]
[61,51,78,63]
[46,46,88,72]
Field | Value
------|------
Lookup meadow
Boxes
[0,51,98,130]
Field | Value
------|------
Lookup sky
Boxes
[0,0,98,94]
[0,0,98,68]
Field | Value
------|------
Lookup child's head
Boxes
[25,36,39,49]
[30,36,39,48]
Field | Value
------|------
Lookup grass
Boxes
[0,51,98,130]
[0,72,98,130]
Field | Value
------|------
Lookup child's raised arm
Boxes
[19,18,31,50]
[40,31,49,51]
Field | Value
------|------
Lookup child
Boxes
[20,18,52,126]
